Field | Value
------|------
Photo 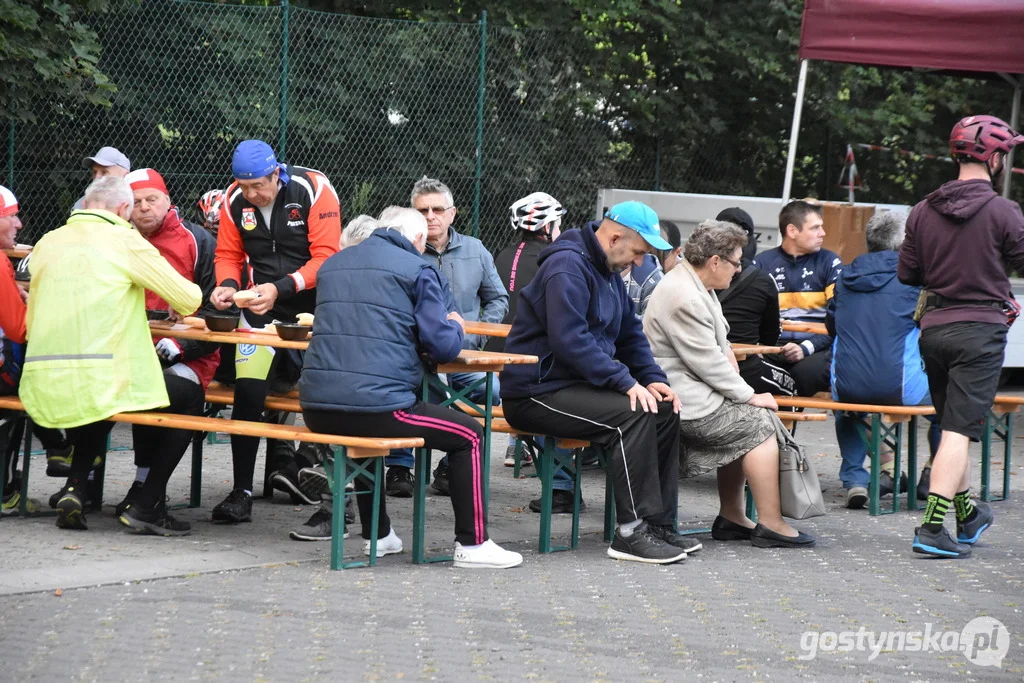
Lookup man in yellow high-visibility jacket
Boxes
[21,176,201,532]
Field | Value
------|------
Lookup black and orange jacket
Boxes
[215,165,341,324]
[753,246,842,353]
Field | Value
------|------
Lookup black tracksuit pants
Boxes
[503,384,679,527]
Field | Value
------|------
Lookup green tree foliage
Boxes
[0,0,117,123]
[4,0,1020,247]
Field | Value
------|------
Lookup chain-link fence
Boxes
[2,0,695,251]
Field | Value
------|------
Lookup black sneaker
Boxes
[913,525,971,558]
[431,460,450,496]
[297,466,331,504]
[44,443,74,477]
[119,502,191,537]
[649,524,703,553]
[606,522,686,564]
[289,507,335,541]
[115,481,144,517]
[916,467,931,501]
[271,462,318,505]
[879,471,908,497]
[528,489,586,514]
[55,486,88,530]
[957,501,994,545]
[212,488,253,523]
[385,467,414,498]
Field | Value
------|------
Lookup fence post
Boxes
[6,121,13,191]
[654,134,661,192]
[279,0,290,162]
[471,10,487,240]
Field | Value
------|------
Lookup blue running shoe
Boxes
[957,501,993,545]
[913,526,971,558]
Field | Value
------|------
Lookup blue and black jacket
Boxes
[753,246,842,354]
[500,225,667,400]
[826,250,928,405]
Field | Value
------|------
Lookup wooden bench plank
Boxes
[484,417,590,449]
[0,396,422,458]
[775,396,935,416]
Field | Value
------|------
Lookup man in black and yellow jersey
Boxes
[752,200,841,396]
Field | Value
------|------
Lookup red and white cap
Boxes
[125,168,169,196]
[0,185,18,217]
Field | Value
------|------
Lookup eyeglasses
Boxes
[416,205,453,216]
[720,255,742,270]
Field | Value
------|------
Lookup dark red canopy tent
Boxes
[783,0,1024,200]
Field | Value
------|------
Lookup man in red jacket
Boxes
[898,115,1024,558]
[103,168,220,534]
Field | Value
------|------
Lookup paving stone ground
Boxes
[1,415,1022,681]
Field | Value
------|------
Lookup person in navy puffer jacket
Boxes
[826,212,939,510]
[298,206,523,569]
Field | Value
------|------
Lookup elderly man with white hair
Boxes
[295,206,523,568]
[825,211,940,510]
[21,176,202,533]
[340,214,379,249]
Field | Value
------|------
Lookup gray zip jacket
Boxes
[424,228,509,350]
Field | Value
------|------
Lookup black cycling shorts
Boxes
[919,321,1006,441]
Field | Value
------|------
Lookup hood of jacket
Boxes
[536,224,614,278]
[842,250,899,293]
[925,179,998,223]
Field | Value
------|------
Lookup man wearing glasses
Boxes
[383,177,508,498]
[752,200,840,397]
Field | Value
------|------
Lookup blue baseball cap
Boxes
[232,140,282,180]
[604,201,671,250]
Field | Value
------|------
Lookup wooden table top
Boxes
[149,322,537,368]
[463,321,510,338]
[732,343,784,359]
[780,321,828,335]
[2,246,32,259]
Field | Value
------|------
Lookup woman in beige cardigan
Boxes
[644,220,814,548]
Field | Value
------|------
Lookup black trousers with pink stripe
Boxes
[304,402,487,546]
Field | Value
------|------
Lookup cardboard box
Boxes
[820,202,875,264]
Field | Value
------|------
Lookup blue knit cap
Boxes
[232,140,284,180]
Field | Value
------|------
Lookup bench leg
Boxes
[331,449,346,570]
[411,447,451,564]
[744,483,757,523]
[189,431,203,508]
[18,417,33,516]
[868,415,881,516]
[981,412,994,502]
[1003,412,1013,501]
[537,438,553,554]
[571,446,583,550]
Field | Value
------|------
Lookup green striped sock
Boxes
[921,493,952,532]
[953,490,976,522]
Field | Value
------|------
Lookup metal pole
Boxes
[278,0,290,162]
[1003,78,1019,200]
[6,120,13,191]
[781,59,809,204]
[654,133,662,192]
[471,10,487,240]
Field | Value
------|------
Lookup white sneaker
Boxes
[453,539,524,569]
[363,528,403,557]
[503,444,517,467]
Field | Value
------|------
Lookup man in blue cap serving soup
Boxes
[500,201,696,564]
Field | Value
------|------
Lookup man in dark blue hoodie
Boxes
[826,212,940,510]
[502,201,694,565]
[899,114,1024,558]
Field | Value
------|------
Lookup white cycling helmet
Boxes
[509,192,566,232]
